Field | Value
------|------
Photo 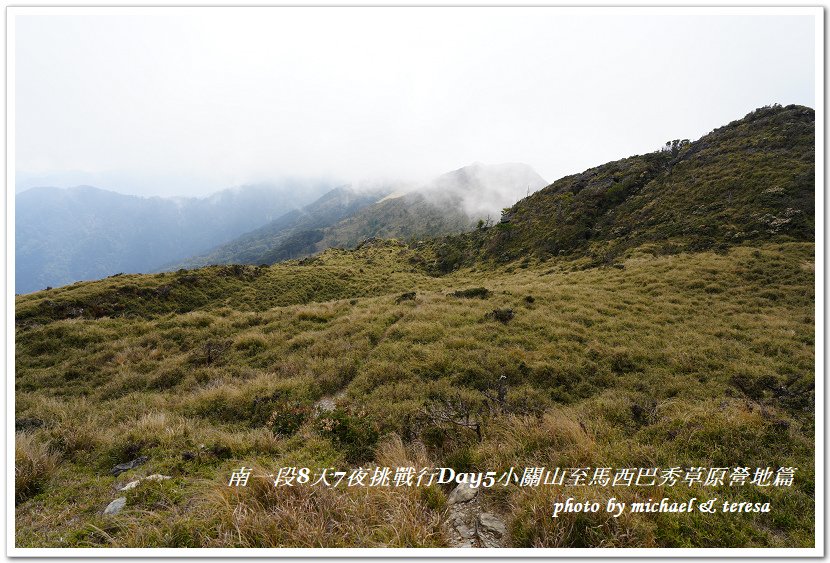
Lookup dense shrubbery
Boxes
[450,287,491,299]
[418,105,814,273]
[315,407,380,463]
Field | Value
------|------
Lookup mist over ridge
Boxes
[15,160,547,292]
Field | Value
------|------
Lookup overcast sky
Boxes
[14,8,817,198]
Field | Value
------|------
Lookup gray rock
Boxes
[447,482,478,505]
[478,512,507,536]
[103,497,127,515]
[314,390,346,414]
[111,455,149,476]
[118,474,171,491]
[314,397,336,414]
[456,523,476,539]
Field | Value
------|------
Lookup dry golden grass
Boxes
[14,242,815,548]
[15,433,60,505]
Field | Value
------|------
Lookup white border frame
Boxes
[5,5,824,558]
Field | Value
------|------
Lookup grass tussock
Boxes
[197,436,445,548]
[509,485,656,548]
[15,433,60,505]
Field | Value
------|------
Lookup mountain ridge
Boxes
[14,104,814,320]
[175,162,547,269]
[167,184,394,270]
[15,180,335,293]
[423,104,814,273]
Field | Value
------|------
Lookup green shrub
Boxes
[450,287,491,299]
[315,408,379,463]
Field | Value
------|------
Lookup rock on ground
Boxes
[117,474,172,491]
[447,481,478,505]
[477,512,508,548]
[111,455,149,476]
[442,483,508,548]
[103,497,126,515]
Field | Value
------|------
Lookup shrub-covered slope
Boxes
[319,191,475,249]
[425,105,814,273]
[320,162,546,254]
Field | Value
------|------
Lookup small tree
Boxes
[663,139,690,158]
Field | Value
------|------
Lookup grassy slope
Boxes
[15,241,814,547]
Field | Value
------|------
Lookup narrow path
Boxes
[442,482,508,548]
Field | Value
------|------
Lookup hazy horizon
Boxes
[15,9,816,198]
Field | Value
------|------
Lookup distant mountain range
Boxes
[171,162,547,269]
[15,180,334,293]
[167,184,394,269]
[16,163,546,293]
